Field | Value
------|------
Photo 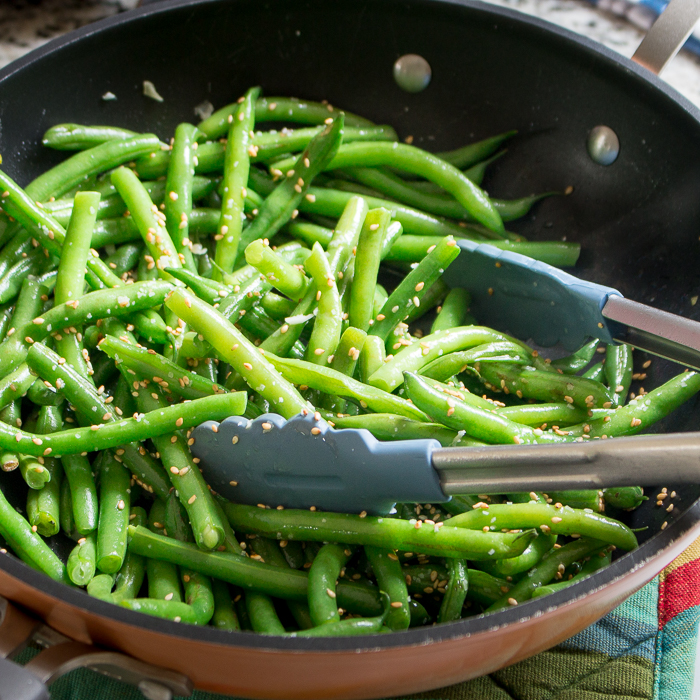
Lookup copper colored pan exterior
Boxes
[2,0,700,697]
[2,512,699,698]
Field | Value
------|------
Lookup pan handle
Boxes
[0,595,193,700]
[632,0,700,73]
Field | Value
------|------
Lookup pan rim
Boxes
[0,0,699,655]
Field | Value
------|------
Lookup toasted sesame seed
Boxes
[188,495,197,504]
[117,500,125,510]
[311,427,321,435]
[551,516,563,523]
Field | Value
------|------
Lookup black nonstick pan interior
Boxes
[0,0,699,666]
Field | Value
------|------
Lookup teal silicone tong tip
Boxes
[442,239,623,350]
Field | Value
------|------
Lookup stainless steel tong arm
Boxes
[433,432,700,494]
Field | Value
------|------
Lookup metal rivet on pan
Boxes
[393,54,432,93]
[587,126,620,165]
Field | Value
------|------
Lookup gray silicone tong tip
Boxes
[190,412,446,515]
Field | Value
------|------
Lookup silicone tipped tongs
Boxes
[190,240,700,514]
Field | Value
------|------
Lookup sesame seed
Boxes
[243,362,253,370]
[508,598,518,606]
[188,495,197,504]
[390,601,403,608]
[326,588,336,598]
[117,500,125,510]
[551,516,563,523]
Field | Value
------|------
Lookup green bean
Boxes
[583,361,605,382]
[136,141,225,179]
[346,166,553,222]
[61,453,98,534]
[245,240,309,301]
[320,411,483,447]
[0,486,71,585]
[165,123,200,272]
[369,327,516,393]
[211,579,240,630]
[550,340,599,374]
[197,97,372,140]
[365,546,410,630]
[26,342,172,498]
[358,335,386,385]
[605,344,633,407]
[128,524,309,600]
[487,538,604,611]
[477,531,556,578]
[445,502,636,551]
[42,124,139,150]
[565,370,700,438]
[436,559,468,623]
[371,237,461,341]
[166,288,306,418]
[130,382,225,551]
[67,533,97,587]
[307,543,353,626]
[496,402,602,427]
[260,291,297,321]
[25,134,161,202]
[548,490,605,513]
[19,454,50,490]
[0,364,35,411]
[24,281,174,348]
[105,242,144,277]
[530,548,612,598]
[119,598,199,623]
[0,251,48,304]
[96,451,131,574]
[266,353,427,421]
[162,492,215,625]
[0,401,21,473]
[322,327,366,413]
[110,167,182,281]
[420,342,530,382]
[244,592,285,634]
[604,486,647,510]
[26,406,63,537]
[274,143,504,233]
[213,87,260,277]
[348,208,390,331]
[403,371,560,445]
[325,196,369,277]
[224,503,537,560]
[302,242,341,365]
[238,116,344,256]
[290,604,390,636]
[253,125,396,161]
[298,186,500,242]
[99,335,226,399]
[146,500,183,603]
[87,573,116,601]
[431,289,471,333]
[0,278,45,380]
[110,507,148,603]
[476,361,613,409]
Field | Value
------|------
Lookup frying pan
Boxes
[1,0,700,698]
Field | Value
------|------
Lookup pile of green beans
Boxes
[0,91,693,637]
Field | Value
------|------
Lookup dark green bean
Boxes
[224,503,537,560]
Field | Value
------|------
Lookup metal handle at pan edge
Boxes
[0,595,192,700]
